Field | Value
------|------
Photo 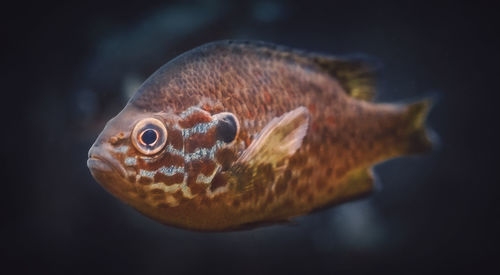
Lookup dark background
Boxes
[2,0,499,274]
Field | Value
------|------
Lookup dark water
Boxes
[3,0,498,274]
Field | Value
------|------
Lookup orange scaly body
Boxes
[87,40,432,231]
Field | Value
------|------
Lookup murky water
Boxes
[4,0,498,274]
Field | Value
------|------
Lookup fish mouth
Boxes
[87,146,127,179]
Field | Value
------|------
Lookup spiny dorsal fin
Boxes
[311,55,378,101]
[206,40,378,101]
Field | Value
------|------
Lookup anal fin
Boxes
[337,168,375,200]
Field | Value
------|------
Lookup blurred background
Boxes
[2,0,499,274]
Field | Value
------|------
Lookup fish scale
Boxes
[87,40,433,231]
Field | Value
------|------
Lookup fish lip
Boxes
[87,148,127,179]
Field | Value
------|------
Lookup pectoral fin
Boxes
[236,106,310,167]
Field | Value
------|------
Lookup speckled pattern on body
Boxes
[87,40,432,231]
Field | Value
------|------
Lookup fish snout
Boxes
[87,143,127,179]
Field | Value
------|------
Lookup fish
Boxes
[87,40,433,231]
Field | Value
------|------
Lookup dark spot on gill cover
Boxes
[215,114,238,143]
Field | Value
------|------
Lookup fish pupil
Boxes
[141,129,157,145]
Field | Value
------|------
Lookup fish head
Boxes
[87,103,242,209]
[87,104,183,201]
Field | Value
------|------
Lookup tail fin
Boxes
[400,99,434,155]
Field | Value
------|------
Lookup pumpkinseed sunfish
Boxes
[87,40,433,231]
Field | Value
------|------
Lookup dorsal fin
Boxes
[230,40,379,101]
[311,55,378,101]
[186,40,379,101]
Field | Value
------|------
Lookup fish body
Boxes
[87,40,432,231]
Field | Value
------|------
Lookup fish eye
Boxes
[214,112,239,143]
[132,118,167,155]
